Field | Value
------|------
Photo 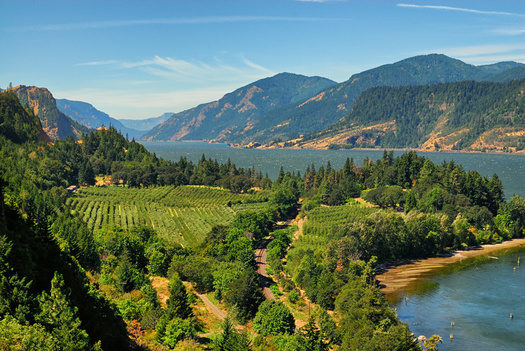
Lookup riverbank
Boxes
[376,238,525,302]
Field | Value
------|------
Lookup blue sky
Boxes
[1,0,524,120]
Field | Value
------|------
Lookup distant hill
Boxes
[142,72,336,142]
[143,54,524,144]
[292,78,525,152]
[9,86,90,140]
[0,91,51,143]
[56,99,145,139]
[119,113,173,131]
[249,54,525,143]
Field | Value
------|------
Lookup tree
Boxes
[223,269,264,324]
[162,318,197,348]
[213,317,251,351]
[156,273,193,340]
[36,272,90,351]
[253,300,295,336]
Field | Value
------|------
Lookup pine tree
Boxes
[36,272,90,351]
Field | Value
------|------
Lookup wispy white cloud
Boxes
[492,28,525,36]
[429,44,525,58]
[397,3,525,17]
[457,54,525,64]
[66,55,276,118]
[8,16,345,32]
[117,55,275,83]
[76,60,117,66]
[54,86,240,119]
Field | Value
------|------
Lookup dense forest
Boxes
[1,90,525,350]
[297,78,525,151]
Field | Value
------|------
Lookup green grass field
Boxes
[67,185,270,247]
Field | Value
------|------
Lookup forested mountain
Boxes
[294,78,525,151]
[251,54,525,144]
[8,86,90,140]
[2,89,525,350]
[119,112,173,131]
[0,92,51,144]
[56,99,145,139]
[141,73,336,142]
[142,54,524,145]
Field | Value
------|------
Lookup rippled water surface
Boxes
[141,142,525,197]
[141,142,525,349]
[394,248,525,351]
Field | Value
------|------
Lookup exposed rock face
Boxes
[142,73,336,142]
[10,85,90,140]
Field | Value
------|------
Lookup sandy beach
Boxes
[376,238,525,302]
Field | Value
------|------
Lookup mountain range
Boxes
[294,78,525,152]
[142,73,336,142]
[119,113,173,132]
[143,54,525,145]
[56,99,146,139]
[4,53,525,151]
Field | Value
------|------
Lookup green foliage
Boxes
[365,186,405,208]
[316,78,525,150]
[143,73,335,143]
[213,317,252,351]
[162,318,197,348]
[0,92,43,144]
[36,272,90,351]
[0,314,57,351]
[69,185,269,247]
[253,300,295,336]
[222,268,265,324]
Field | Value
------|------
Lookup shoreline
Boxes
[376,238,525,303]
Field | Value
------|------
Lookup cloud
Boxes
[430,44,525,57]
[492,28,525,36]
[8,16,345,33]
[76,60,117,66]
[457,54,525,64]
[117,55,275,83]
[397,3,525,17]
[65,55,276,118]
[54,86,239,119]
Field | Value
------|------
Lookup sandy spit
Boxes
[376,238,525,299]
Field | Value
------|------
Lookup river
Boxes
[141,142,525,349]
[141,142,525,198]
[392,246,525,351]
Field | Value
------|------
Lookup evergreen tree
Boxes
[36,272,90,351]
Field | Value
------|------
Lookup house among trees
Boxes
[66,185,78,193]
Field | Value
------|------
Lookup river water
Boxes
[393,247,525,351]
[142,142,525,198]
[141,142,525,349]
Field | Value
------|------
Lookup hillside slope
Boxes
[10,86,90,140]
[292,79,525,152]
[142,72,336,142]
[251,54,525,143]
[0,91,51,143]
[56,99,144,139]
